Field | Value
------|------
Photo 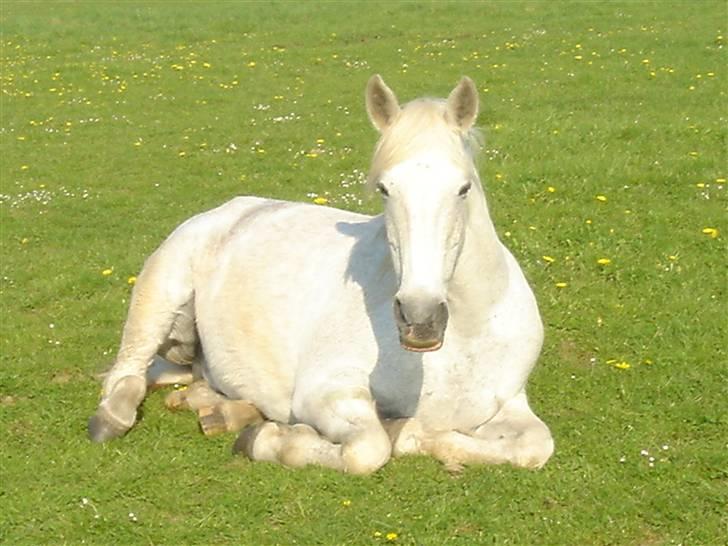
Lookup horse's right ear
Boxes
[366,75,400,132]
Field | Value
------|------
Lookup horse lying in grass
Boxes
[89,75,554,474]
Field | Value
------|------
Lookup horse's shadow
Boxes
[336,219,424,419]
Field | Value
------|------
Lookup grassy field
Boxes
[1,1,725,544]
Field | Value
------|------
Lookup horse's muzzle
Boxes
[394,297,448,352]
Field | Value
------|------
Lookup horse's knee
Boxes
[514,424,554,469]
[88,375,146,442]
[309,392,390,473]
[342,428,391,475]
[477,417,554,469]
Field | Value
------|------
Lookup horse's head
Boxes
[366,75,481,352]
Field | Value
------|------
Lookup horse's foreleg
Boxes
[469,391,553,469]
[235,388,392,474]
[383,393,553,470]
[421,392,553,470]
[88,250,194,442]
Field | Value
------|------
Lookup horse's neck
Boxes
[448,183,509,336]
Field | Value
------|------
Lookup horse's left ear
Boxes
[446,76,479,131]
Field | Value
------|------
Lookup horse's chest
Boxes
[417,358,501,431]
[373,347,502,431]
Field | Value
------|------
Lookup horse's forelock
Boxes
[367,99,481,188]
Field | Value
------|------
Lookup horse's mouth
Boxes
[399,335,443,352]
[398,322,445,352]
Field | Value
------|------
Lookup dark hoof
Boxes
[232,424,262,456]
[231,422,280,460]
[87,407,130,442]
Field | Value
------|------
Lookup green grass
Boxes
[1,2,726,544]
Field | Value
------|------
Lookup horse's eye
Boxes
[458,182,472,197]
[376,182,389,197]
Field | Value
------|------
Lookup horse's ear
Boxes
[446,76,479,131]
[366,74,400,132]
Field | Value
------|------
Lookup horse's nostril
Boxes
[438,301,449,319]
[393,297,409,325]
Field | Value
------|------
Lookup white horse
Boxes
[89,75,554,474]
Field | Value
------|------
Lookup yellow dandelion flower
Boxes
[542,255,556,263]
[613,361,631,370]
[595,195,607,202]
[313,196,328,205]
[555,282,568,288]
[101,268,113,276]
[178,151,186,157]
[247,61,256,68]
[716,178,726,183]
[596,258,611,265]
[547,186,556,193]
[20,165,29,170]
[386,532,398,541]
[702,227,719,238]
[127,276,137,285]
[341,499,351,507]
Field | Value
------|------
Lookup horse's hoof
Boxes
[197,406,228,437]
[88,407,129,442]
[164,389,187,411]
[232,422,281,461]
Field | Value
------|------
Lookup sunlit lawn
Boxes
[1,2,725,544]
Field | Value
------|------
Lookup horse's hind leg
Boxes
[88,248,195,442]
[164,380,263,436]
